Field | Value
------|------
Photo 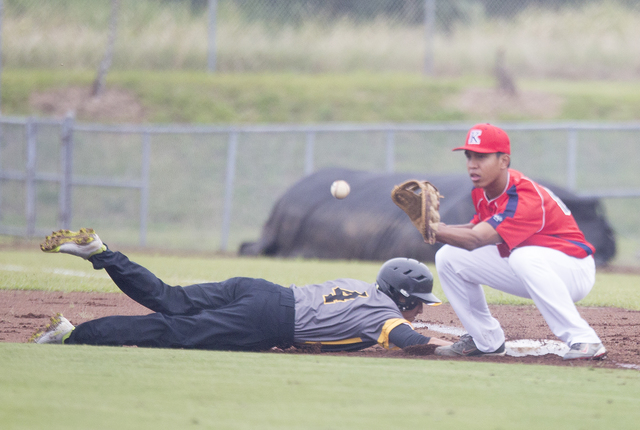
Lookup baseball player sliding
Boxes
[31,228,452,352]
[433,123,605,360]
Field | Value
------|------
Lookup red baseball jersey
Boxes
[470,169,595,258]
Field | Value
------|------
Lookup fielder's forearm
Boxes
[435,222,502,251]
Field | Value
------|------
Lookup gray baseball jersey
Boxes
[290,278,410,351]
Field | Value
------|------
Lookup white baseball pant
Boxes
[435,244,600,352]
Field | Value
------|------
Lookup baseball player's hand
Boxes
[428,337,453,346]
[403,338,453,356]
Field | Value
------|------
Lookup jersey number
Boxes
[323,287,369,304]
[542,186,572,215]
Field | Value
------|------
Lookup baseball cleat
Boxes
[29,313,75,344]
[562,342,607,360]
[40,228,106,259]
[435,333,506,357]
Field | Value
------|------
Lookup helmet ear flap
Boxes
[376,282,421,312]
[376,257,441,308]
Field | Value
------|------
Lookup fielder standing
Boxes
[433,123,606,360]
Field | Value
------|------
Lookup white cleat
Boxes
[40,228,106,260]
[563,342,607,360]
[29,314,75,344]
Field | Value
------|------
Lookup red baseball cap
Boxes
[453,123,510,154]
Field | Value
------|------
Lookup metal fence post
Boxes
[385,130,395,173]
[59,112,75,229]
[0,120,3,222]
[0,0,3,115]
[566,128,578,191]
[423,0,436,76]
[220,131,238,251]
[0,0,3,220]
[139,132,151,246]
[25,117,37,235]
[207,0,217,72]
[304,131,315,175]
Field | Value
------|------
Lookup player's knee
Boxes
[435,244,459,272]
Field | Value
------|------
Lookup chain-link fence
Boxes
[2,117,640,266]
[1,0,640,78]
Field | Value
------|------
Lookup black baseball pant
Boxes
[66,250,295,351]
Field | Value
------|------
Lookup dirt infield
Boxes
[2,290,638,371]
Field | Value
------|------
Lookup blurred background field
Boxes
[3,0,640,78]
[1,0,639,267]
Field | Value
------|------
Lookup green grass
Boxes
[2,248,640,309]
[1,344,640,430]
[2,248,640,430]
[0,249,391,294]
[6,69,640,123]
[3,69,466,123]
[2,246,640,310]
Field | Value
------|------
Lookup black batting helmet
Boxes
[376,257,441,311]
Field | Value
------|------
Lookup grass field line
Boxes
[0,263,110,279]
[0,263,210,285]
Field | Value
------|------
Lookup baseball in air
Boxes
[330,180,351,199]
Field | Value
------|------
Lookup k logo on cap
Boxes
[468,130,482,145]
[454,123,511,154]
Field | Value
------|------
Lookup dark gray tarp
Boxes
[240,168,616,265]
